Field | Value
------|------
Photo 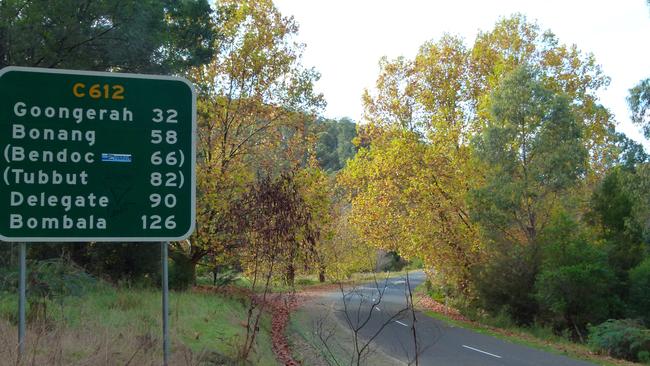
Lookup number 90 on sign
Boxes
[150,194,177,208]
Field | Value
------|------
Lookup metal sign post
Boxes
[0,67,196,364]
[161,241,170,366]
[18,242,26,359]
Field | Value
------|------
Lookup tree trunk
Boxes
[285,264,295,287]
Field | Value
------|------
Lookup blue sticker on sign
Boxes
[101,153,132,163]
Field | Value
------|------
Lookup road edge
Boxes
[414,293,638,366]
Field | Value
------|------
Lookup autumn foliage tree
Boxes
[339,127,480,292]
[342,14,617,297]
[231,173,317,360]
[178,0,324,277]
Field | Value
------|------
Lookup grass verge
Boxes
[0,283,278,365]
[415,290,641,366]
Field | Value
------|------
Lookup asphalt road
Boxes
[318,271,595,366]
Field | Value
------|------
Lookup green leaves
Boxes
[471,66,587,244]
[629,258,650,324]
[315,118,358,172]
[588,319,650,362]
[628,78,650,139]
[0,0,215,73]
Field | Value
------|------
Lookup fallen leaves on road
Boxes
[416,295,469,322]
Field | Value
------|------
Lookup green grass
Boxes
[0,283,278,365]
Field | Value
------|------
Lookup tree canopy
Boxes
[0,0,214,73]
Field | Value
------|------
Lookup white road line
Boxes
[393,280,405,285]
[395,320,409,327]
[375,307,381,312]
[462,345,502,359]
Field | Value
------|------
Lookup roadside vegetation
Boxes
[0,259,276,365]
[417,283,642,366]
[336,11,650,366]
[1,0,649,365]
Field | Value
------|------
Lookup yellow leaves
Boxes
[183,0,323,267]
[338,126,481,288]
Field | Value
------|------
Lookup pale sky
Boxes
[274,0,650,149]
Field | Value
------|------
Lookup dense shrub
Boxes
[84,243,161,283]
[28,259,96,299]
[1,257,94,297]
[588,319,650,362]
[0,258,96,322]
[28,243,161,284]
[169,251,195,291]
[535,212,618,337]
[0,244,20,292]
[630,258,650,324]
[471,242,539,325]
[590,167,646,304]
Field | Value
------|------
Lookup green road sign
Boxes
[0,67,196,242]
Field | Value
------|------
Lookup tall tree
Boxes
[471,66,587,245]
[628,79,650,139]
[362,15,615,176]
[0,0,214,73]
[363,34,471,143]
[627,0,650,140]
[352,16,614,293]
[469,66,587,322]
[339,128,480,291]
[353,35,481,292]
[624,0,650,251]
[182,0,324,276]
[315,117,358,172]
[470,15,615,175]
